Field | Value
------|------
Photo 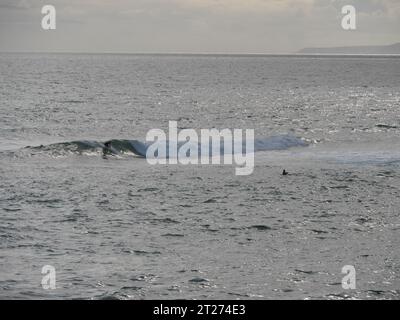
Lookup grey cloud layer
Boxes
[0,0,398,53]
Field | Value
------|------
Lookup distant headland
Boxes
[298,42,400,54]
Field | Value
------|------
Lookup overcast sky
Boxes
[0,0,399,53]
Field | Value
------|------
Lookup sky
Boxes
[0,0,399,53]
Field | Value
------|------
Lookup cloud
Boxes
[173,0,314,12]
[0,0,398,53]
[0,0,32,9]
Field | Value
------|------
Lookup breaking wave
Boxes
[10,135,309,158]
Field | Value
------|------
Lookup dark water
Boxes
[0,54,399,299]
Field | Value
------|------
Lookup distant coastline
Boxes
[1,43,400,57]
[1,52,400,58]
[298,42,400,55]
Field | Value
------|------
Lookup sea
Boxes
[0,53,399,299]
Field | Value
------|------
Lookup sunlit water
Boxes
[0,54,399,299]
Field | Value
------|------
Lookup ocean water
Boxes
[0,53,399,300]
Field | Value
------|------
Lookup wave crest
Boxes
[15,135,309,158]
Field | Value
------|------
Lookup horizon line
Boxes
[1,50,400,57]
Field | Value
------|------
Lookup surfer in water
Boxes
[102,141,113,158]
[282,169,289,176]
